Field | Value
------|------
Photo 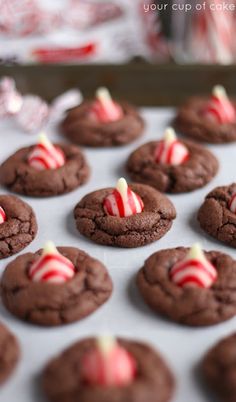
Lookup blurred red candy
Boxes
[16,95,49,132]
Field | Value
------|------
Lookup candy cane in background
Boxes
[28,241,75,284]
[139,0,169,61]
[189,0,235,64]
[103,178,144,218]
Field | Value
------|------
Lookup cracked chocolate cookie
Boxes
[61,101,144,147]
[0,194,37,259]
[127,139,218,193]
[1,246,113,326]
[42,337,175,402]
[137,247,236,326]
[202,333,236,402]
[198,183,236,248]
[0,322,19,386]
[0,143,90,197]
[175,96,236,144]
[74,182,176,248]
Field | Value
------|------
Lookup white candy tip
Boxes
[187,243,204,260]
[38,132,53,148]
[116,177,128,194]
[164,127,176,143]
[43,241,58,255]
[96,87,111,102]
[97,336,116,355]
[212,85,227,99]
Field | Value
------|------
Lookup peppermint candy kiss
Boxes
[203,85,236,124]
[229,192,236,214]
[29,242,75,284]
[155,128,189,166]
[103,178,144,217]
[0,207,7,224]
[170,243,218,288]
[28,133,65,170]
[90,87,123,123]
[81,336,136,386]
[0,77,23,117]
[16,94,49,133]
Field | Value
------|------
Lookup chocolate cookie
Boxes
[127,140,218,193]
[74,183,176,248]
[0,322,19,386]
[137,247,236,326]
[1,247,113,326]
[175,97,236,143]
[0,195,37,259]
[42,337,175,402]
[202,333,236,402]
[0,143,90,197]
[61,101,144,147]
[198,183,236,248]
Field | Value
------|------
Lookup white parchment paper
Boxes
[0,107,235,402]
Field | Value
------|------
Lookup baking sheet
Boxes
[0,107,235,402]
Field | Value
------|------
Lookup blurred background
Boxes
[0,0,236,104]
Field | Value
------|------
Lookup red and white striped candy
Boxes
[81,337,136,386]
[0,76,23,117]
[16,94,49,133]
[155,128,189,166]
[203,86,236,124]
[0,206,6,224]
[28,133,65,171]
[229,192,236,214]
[28,242,75,284]
[170,244,217,288]
[90,87,123,123]
[103,178,144,218]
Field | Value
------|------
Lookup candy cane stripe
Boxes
[170,259,217,280]
[41,270,70,283]
[29,252,75,284]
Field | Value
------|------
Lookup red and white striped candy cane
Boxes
[29,242,75,284]
[82,337,136,386]
[0,206,6,224]
[190,0,235,64]
[155,128,189,166]
[229,192,236,214]
[203,86,236,124]
[90,87,123,123]
[103,178,144,218]
[170,244,217,288]
[28,133,65,171]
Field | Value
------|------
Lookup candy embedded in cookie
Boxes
[229,191,236,213]
[155,127,189,166]
[103,178,144,218]
[28,133,65,170]
[169,243,217,288]
[89,87,123,123]
[0,206,6,224]
[81,336,136,386]
[28,241,75,284]
[203,85,236,124]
